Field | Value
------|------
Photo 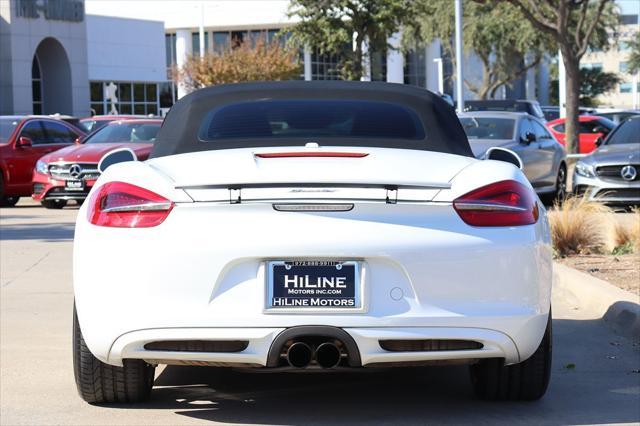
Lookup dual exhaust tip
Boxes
[286,341,342,369]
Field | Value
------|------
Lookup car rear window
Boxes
[460,117,515,140]
[85,122,161,144]
[464,101,525,113]
[0,118,21,143]
[198,100,426,142]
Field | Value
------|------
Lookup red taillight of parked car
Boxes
[88,181,174,228]
[453,180,539,227]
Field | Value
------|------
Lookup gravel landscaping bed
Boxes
[558,254,640,296]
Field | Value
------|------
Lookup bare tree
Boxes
[505,0,614,153]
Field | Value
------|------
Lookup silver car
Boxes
[459,112,568,203]
[573,116,640,205]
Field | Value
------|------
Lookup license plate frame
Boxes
[266,260,362,311]
[65,180,85,191]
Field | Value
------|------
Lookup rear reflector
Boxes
[453,180,538,227]
[144,340,249,353]
[255,152,368,158]
[88,181,174,228]
[379,339,484,352]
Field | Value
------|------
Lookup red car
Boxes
[32,119,162,209]
[0,115,85,207]
[546,115,616,154]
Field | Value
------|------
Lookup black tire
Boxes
[73,305,155,404]
[0,174,19,207]
[0,196,19,207]
[542,164,567,206]
[470,311,552,401]
[41,199,67,209]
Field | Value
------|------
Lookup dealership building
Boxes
[1,0,171,117]
[1,0,638,118]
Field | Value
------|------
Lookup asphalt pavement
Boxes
[1,199,639,425]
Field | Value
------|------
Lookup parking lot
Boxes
[1,199,639,426]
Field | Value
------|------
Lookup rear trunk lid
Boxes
[147,147,475,203]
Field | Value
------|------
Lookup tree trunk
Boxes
[563,52,581,155]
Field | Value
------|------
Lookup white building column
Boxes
[386,32,403,83]
[303,45,312,81]
[426,40,442,92]
[175,29,193,99]
[558,50,566,118]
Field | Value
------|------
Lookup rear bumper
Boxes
[106,320,547,368]
[74,201,553,368]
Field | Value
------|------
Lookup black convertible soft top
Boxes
[151,81,472,158]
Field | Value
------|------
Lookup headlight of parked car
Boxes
[574,161,595,178]
[35,160,49,175]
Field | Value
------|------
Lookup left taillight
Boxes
[453,180,539,227]
[87,181,174,228]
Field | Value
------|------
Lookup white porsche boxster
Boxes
[73,81,552,404]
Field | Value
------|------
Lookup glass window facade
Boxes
[581,63,603,71]
[90,82,104,115]
[310,50,343,80]
[165,33,177,78]
[165,33,176,66]
[90,81,174,116]
[210,28,286,54]
[192,31,210,54]
[213,31,230,53]
[620,14,638,25]
[619,62,629,73]
[404,48,426,87]
[619,82,640,93]
[31,55,42,114]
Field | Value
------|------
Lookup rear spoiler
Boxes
[176,182,451,191]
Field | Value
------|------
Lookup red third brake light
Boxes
[453,180,539,227]
[255,152,368,158]
[88,182,174,228]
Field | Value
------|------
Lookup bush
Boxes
[548,197,612,256]
[630,207,640,253]
[548,198,640,257]
[174,37,301,93]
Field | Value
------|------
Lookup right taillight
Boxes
[453,180,539,227]
[88,181,174,228]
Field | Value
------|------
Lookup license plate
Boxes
[65,180,85,191]
[267,261,360,309]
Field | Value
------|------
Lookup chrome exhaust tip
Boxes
[316,342,341,369]
[286,342,313,368]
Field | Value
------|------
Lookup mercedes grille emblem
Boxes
[620,165,637,181]
[69,164,83,179]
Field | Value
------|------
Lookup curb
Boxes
[554,262,640,339]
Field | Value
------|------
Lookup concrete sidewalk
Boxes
[554,262,640,339]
